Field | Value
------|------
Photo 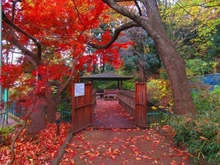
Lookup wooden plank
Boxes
[104,89,118,100]
[135,82,147,127]
[118,90,135,117]
[72,83,93,133]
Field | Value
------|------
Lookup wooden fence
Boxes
[72,83,93,133]
[118,89,169,126]
[118,90,135,118]
[92,89,96,110]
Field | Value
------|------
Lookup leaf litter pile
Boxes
[0,122,71,164]
[0,99,192,164]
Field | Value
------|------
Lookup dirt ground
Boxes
[60,99,193,165]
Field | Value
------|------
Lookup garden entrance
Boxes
[72,81,147,133]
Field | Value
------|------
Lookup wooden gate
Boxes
[72,83,93,133]
[135,82,147,127]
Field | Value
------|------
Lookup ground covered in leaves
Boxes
[0,99,193,164]
[61,128,192,165]
[92,99,135,129]
[0,123,71,164]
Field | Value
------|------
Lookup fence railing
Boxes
[118,90,135,118]
[0,88,96,125]
[118,90,170,126]
[147,101,171,126]
[58,89,97,123]
[92,89,96,110]
[3,90,170,126]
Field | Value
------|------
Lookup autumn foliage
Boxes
[2,0,107,79]
[1,0,131,126]
[1,1,134,163]
[1,0,130,92]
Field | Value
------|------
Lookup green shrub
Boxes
[147,78,173,127]
[93,80,118,90]
[57,99,71,111]
[121,80,135,90]
[186,59,213,76]
[211,85,220,95]
[147,78,173,108]
[0,126,14,146]
[93,79,135,90]
[159,68,168,79]
[169,114,219,164]
[192,89,220,114]
[169,89,220,164]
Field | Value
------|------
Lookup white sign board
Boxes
[74,83,85,97]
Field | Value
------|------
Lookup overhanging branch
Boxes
[2,12,42,59]
[115,0,134,2]
[88,21,139,49]
[103,0,141,19]
[134,0,142,16]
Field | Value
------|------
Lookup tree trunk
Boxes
[138,1,195,115]
[89,0,196,115]
[155,38,195,114]
[46,100,58,123]
[27,97,46,134]
[45,88,61,123]
[139,64,147,82]
[105,0,196,114]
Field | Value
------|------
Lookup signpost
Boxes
[74,83,85,97]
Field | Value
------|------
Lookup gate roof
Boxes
[80,72,133,81]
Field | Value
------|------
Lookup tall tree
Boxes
[161,0,220,60]
[1,0,125,133]
[90,23,125,73]
[119,27,160,81]
[89,0,196,115]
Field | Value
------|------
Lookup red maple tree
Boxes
[1,0,128,133]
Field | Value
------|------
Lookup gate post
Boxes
[135,82,147,127]
[72,83,76,131]
[72,83,93,133]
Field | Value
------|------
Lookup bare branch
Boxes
[115,0,142,15]
[11,0,21,21]
[134,0,142,16]
[88,21,139,49]
[72,0,86,29]
[2,12,42,60]
[199,4,220,8]
[103,0,142,21]
[115,0,134,2]
[9,97,38,165]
